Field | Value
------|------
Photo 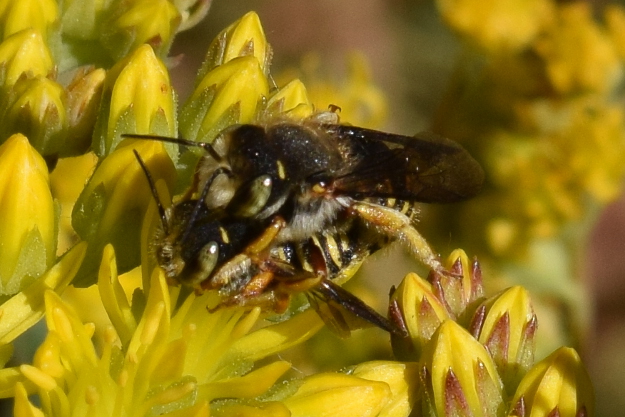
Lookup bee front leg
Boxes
[351,202,443,273]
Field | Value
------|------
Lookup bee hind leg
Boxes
[351,202,444,273]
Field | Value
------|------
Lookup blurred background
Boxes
[169,1,625,416]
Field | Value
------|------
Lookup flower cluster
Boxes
[0,1,596,416]
[427,0,625,353]
[432,0,625,254]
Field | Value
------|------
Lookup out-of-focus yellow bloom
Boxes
[180,55,269,143]
[606,5,625,60]
[509,347,594,417]
[0,0,58,41]
[200,11,271,80]
[535,3,622,95]
[63,67,106,156]
[0,29,53,87]
[72,139,176,286]
[285,52,387,128]
[265,79,314,120]
[0,242,86,345]
[436,0,553,51]
[100,0,181,61]
[93,44,177,156]
[474,286,537,394]
[422,320,506,417]
[11,246,325,415]
[0,76,67,156]
[0,134,56,295]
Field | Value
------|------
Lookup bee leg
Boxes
[244,215,286,256]
[210,270,291,313]
[351,202,443,273]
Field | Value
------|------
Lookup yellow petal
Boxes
[0,242,87,344]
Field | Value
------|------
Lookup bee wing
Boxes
[328,125,484,203]
[307,280,407,338]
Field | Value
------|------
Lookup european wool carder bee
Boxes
[128,114,484,336]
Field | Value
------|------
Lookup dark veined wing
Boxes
[325,125,485,203]
[306,280,407,338]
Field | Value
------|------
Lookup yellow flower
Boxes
[436,0,554,51]
[280,372,392,417]
[605,5,625,60]
[0,76,67,156]
[283,52,387,128]
[0,0,58,41]
[350,361,420,417]
[474,286,537,394]
[93,44,177,156]
[0,29,53,87]
[265,79,314,120]
[0,134,56,294]
[509,347,594,417]
[72,139,176,286]
[0,241,86,345]
[200,11,271,78]
[534,2,622,95]
[389,271,449,361]
[421,320,506,417]
[99,0,181,61]
[12,245,324,416]
[63,67,106,156]
[180,55,269,143]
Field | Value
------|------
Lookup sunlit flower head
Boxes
[13,245,325,416]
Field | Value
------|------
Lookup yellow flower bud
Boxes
[473,286,537,394]
[265,79,314,120]
[422,320,505,417]
[1,76,67,157]
[100,0,181,61]
[0,0,58,40]
[430,249,485,321]
[93,44,177,156]
[351,361,421,417]
[390,272,449,361]
[0,134,55,295]
[200,11,271,78]
[282,372,391,417]
[63,67,106,156]
[0,29,53,87]
[72,139,175,285]
[180,55,269,143]
[509,347,594,417]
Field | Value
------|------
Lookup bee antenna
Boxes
[133,149,170,235]
[181,166,233,243]
[122,133,223,163]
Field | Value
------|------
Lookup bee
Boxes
[128,114,484,336]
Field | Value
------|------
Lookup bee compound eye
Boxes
[198,241,219,277]
[230,174,273,217]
